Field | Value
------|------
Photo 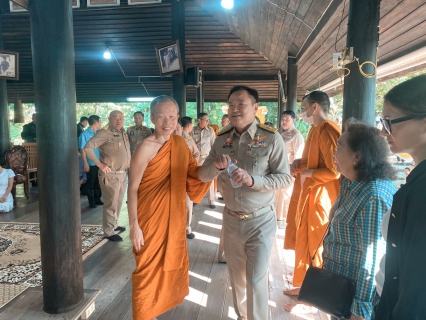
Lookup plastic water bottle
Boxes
[227,161,242,188]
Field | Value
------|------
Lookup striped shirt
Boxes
[323,177,396,318]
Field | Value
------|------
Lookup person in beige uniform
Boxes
[85,110,131,241]
[175,116,201,240]
[199,86,292,320]
[191,112,216,209]
[127,111,152,155]
[276,110,304,227]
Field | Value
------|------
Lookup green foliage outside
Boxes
[8,68,426,144]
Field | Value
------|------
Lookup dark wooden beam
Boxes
[0,11,10,157]
[277,84,285,128]
[286,56,297,113]
[204,74,278,82]
[196,69,204,114]
[172,0,186,116]
[342,0,380,126]
[29,0,83,313]
[296,0,345,63]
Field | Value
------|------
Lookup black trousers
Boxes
[84,166,101,204]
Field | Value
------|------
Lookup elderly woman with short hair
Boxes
[323,121,397,320]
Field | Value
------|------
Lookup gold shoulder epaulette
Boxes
[218,125,234,136]
[102,124,109,130]
[257,123,278,133]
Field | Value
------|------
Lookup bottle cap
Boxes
[230,161,234,165]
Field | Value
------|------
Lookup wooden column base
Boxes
[0,288,100,319]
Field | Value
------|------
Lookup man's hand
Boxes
[97,162,111,173]
[231,166,253,187]
[350,314,365,320]
[0,196,6,203]
[130,224,145,252]
[214,154,232,170]
[84,163,90,173]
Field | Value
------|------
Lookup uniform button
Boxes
[392,243,397,247]
[393,277,398,280]
[392,213,396,218]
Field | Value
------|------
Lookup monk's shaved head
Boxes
[150,95,179,115]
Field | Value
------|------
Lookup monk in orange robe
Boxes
[283,91,340,314]
[127,95,211,320]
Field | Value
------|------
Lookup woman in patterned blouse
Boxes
[323,120,397,320]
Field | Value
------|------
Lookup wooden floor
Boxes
[0,186,330,320]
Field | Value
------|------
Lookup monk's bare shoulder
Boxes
[133,136,162,163]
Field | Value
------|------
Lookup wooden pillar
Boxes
[0,12,10,156]
[196,70,204,114]
[171,0,186,116]
[342,0,380,126]
[286,56,297,113]
[29,0,83,313]
[277,84,285,127]
[14,99,25,123]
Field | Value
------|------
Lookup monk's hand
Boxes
[300,169,314,188]
[214,154,232,170]
[350,315,365,320]
[97,162,111,174]
[130,224,144,252]
[291,159,301,176]
[231,167,254,187]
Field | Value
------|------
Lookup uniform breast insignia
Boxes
[282,131,295,142]
[253,159,259,166]
[248,134,268,148]
[194,130,200,135]
[223,135,233,148]
[129,131,135,136]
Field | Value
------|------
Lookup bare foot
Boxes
[284,302,318,314]
[283,287,300,296]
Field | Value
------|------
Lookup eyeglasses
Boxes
[380,114,426,135]
[199,118,209,123]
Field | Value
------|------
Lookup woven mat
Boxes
[0,222,107,308]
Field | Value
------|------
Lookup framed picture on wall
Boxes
[9,1,27,12]
[128,0,162,4]
[155,40,184,76]
[0,51,19,80]
[87,0,120,7]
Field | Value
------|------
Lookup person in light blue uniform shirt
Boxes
[78,115,103,208]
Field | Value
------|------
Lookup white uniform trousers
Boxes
[223,207,276,320]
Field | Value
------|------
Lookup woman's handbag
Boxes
[298,223,356,319]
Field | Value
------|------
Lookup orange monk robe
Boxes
[284,121,341,287]
[132,135,211,320]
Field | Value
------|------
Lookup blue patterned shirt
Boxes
[323,178,396,319]
[78,128,100,166]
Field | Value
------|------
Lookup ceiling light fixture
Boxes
[103,46,111,59]
[221,0,234,9]
[127,97,155,102]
